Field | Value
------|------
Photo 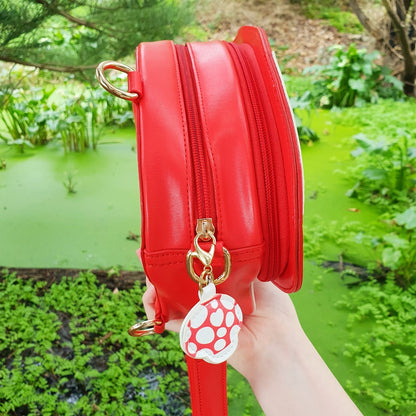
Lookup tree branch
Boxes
[55,9,100,31]
[382,0,415,71]
[34,0,101,31]
[349,0,382,39]
[381,0,416,95]
[0,55,96,73]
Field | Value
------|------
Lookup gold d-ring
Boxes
[128,319,163,337]
[96,61,139,101]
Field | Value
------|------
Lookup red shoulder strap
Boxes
[186,356,228,416]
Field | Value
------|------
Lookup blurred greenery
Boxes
[0,0,193,79]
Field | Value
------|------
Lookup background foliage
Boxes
[1,0,416,415]
[0,0,192,77]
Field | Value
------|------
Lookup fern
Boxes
[337,280,416,414]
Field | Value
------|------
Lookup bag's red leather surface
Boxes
[124,25,304,416]
[128,26,303,334]
[233,27,303,291]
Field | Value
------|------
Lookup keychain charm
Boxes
[182,219,241,363]
[179,283,243,364]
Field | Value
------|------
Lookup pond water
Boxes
[301,109,386,264]
[0,128,141,270]
[0,110,384,270]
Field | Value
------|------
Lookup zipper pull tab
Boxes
[196,218,215,241]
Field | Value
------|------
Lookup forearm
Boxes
[143,277,362,414]
[239,324,363,416]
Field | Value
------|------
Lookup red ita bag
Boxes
[97,25,303,416]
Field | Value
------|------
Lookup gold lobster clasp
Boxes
[186,219,231,288]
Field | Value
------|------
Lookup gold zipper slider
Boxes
[196,218,215,241]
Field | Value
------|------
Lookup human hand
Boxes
[142,277,301,377]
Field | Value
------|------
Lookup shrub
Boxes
[305,44,403,108]
[346,130,416,207]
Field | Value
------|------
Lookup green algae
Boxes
[301,109,388,264]
[0,109,386,270]
[0,129,141,270]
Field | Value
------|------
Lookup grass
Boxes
[296,1,363,34]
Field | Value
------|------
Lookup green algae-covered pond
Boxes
[0,110,391,415]
[0,129,141,270]
[0,111,383,269]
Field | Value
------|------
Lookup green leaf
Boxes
[362,168,387,181]
[348,78,366,92]
[353,133,389,154]
[10,139,34,147]
[66,115,82,124]
[407,147,416,160]
[353,133,373,149]
[383,234,409,248]
[382,247,402,269]
[27,125,39,135]
[351,147,364,157]
[395,207,416,230]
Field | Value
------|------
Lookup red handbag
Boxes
[97,25,303,415]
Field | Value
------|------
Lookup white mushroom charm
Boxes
[180,283,243,364]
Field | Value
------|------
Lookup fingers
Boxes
[141,277,182,333]
[142,277,299,337]
[252,280,299,323]
[142,277,156,320]
[165,318,182,333]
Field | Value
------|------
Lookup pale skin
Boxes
[143,279,363,416]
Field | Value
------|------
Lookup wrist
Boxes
[235,322,363,416]
[245,322,305,384]
[230,315,305,382]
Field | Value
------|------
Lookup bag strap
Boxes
[186,356,228,415]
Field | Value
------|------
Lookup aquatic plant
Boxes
[337,279,416,414]
[290,91,320,144]
[374,207,416,288]
[346,130,416,207]
[62,171,77,194]
[0,87,59,148]
[0,77,134,153]
[58,96,102,152]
